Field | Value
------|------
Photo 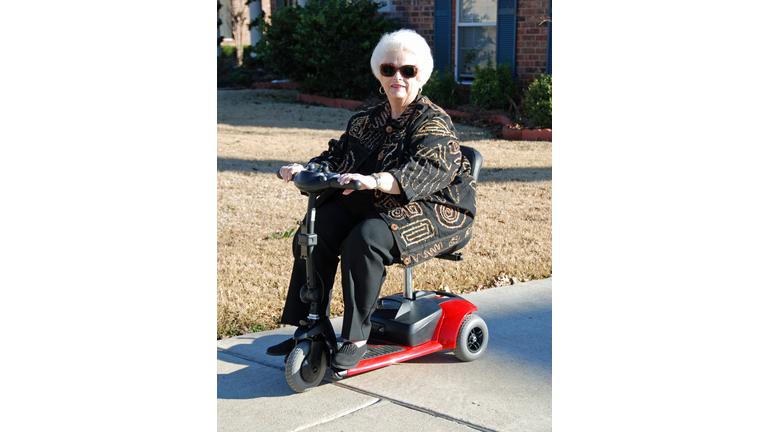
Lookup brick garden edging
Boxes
[247,82,551,142]
[503,127,552,141]
[445,110,552,142]
[295,93,363,110]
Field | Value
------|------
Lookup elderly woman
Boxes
[268,29,477,370]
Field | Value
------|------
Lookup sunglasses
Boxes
[380,63,418,79]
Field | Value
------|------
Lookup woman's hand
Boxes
[337,173,376,195]
[337,172,401,196]
[279,163,306,183]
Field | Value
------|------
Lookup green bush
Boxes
[218,43,282,87]
[253,5,301,76]
[422,67,461,110]
[219,45,238,58]
[469,58,519,110]
[218,56,236,76]
[254,0,400,100]
[524,74,552,128]
[221,44,260,66]
[241,45,263,70]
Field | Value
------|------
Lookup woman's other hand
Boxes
[337,172,401,196]
[337,173,376,195]
[279,163,306,183]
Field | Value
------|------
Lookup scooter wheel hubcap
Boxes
[467,327,484,352]
[301,358,320,382]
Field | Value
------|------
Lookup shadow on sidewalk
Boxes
[217,334,299,399]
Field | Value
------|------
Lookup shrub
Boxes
[231,69,258,87]
[469,58,519,111]
[218,43,282,87]
[252,5,301,77]
[241,45,263,70]
[254,0,400,100]
[219,45,238,58]
[422,67,461,110]
[221,44,261,67]
[218,56,236,76]
[524,74,552,128]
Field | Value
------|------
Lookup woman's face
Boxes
[379,50,421,106]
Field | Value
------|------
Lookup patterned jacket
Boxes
[309,95,477,267]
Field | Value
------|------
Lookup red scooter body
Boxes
[336,294,478,378]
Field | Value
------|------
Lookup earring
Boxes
[418,87,422,94]
[379,86,386,95]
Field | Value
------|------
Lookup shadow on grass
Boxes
[218,89,500,141]
[217,158,291,175]
[218,158,551,183]
[480,167,551,182]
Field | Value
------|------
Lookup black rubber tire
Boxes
[453,314,489,362]
[285,341,326,392]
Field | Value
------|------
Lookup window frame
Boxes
[454,0,497,83]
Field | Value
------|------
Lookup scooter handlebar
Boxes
[276,168,363,193]
[329,177,364,190]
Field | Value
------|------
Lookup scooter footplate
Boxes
[362,344,405,360]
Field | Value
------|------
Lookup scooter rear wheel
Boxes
[453,314,489,362]
[286,341,326,392]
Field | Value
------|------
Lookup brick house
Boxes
[384,0,551,85]
[218,0,260,47]
[219,0,551,86]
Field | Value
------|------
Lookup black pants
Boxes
[279,191,401,341]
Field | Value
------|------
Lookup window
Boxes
[456,0,497,81]
[219,0,233,39]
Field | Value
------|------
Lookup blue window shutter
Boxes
[546,0,552,74]
[496,0,517,68]
[433,0,451,73]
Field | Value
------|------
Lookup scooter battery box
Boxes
[370,295,442,347]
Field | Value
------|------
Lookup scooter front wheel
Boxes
[453,314,489,362]
[286,341,327,392]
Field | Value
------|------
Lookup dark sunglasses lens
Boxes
[401,66,416,78]
[381,64,396,77]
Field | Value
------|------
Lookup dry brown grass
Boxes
[217,89,551,339]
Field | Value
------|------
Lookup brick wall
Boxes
[387,0,436,47]
[515,0,551,84]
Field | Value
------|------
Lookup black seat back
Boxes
[399,146,483,298]
[460,145,483,182]
[427,146,483,261]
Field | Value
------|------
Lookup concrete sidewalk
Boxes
[217,277,552,432]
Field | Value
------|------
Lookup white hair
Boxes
[370,29,434,86]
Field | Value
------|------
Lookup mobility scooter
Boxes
[278,146,488,393]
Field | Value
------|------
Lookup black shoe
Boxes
[332,342,367,369]
[266,338,296,356]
